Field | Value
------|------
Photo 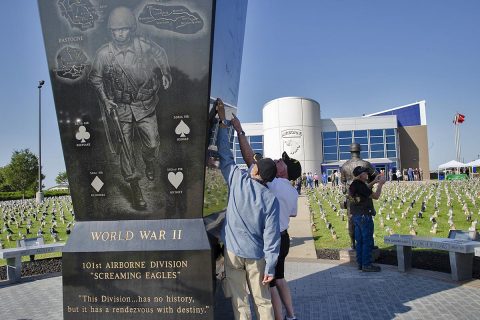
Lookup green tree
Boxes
[3,149,42,198]
[0,166,14,192]
[55,171,69,185]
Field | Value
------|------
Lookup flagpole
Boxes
[453,113,458,161]
[455,123,458,161]
[458,123,461,164]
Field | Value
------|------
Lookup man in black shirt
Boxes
[349,166,385,272]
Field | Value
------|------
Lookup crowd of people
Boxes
[294,166,425,195]
[390,167,424,181]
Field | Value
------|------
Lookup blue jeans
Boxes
[353,214,374,267]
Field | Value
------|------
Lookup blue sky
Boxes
[1,0,479,187]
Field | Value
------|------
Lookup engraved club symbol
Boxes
[75,126,90,142]
[175,120,190,137]
[168,172,183,189]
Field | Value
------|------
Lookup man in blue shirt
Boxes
[216,99,280,320]
[231,113,301,320]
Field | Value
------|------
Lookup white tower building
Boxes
[262,97,323,174]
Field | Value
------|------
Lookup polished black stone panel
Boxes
[210,0,249,107]
[63,251,213,319]
[38,0,248,319]
[62,220,213,320]
[38,0,216,221]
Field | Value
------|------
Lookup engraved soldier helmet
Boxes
[107,7,137,31]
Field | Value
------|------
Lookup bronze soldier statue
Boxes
[89,6,172,209]
[340,143,378,249]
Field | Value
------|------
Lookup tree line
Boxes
[0,149,68,198]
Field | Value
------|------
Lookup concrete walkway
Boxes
[288,194,318,260]
[3,194,480,319]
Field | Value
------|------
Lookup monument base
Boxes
[339,248,380,264]
[63,219,214,320]
[35,191,44,204]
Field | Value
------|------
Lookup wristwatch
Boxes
[238,130,245,136]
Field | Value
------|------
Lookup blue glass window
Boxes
[324,153,338,161]
[249,135,263,143]
[323,139,337,147]
[370,144,384,151]
[353,137,368,144]
[234,137,239,143]
[323,132,337,139]
[369,129,383,137]
[338,131,352,138]
[339,153,350,160]
[339,138,352,145]
[387,151,397,158]
[323,146,338,154]
[370,136,384,144]
[361,151,369,159]
[250,142,263,150]
[354,130,367,137]
[236,150,243,157]
[386,136,396,143]
[385,128,395,136]
[360,144,369,152]
[386,143,396,151]
[371,151,385,158]
[236,158,245,164]
[339,145,351,153]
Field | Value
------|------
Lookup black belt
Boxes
[280,230,288,236]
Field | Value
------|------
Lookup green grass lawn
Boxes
[308,179,480,249]
[3,176,478,266]
[0,169,230,265]
[203,168,228,216]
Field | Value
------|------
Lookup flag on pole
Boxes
[453,113,466,124]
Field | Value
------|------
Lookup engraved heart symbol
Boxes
[168,172,183,189]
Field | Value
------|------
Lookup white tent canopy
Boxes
[438,160,466,170]
[466,159,480,167]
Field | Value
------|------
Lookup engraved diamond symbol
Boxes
[91,176,104,192]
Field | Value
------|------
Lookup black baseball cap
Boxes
[257,158,277,182]
[353,166,369,177]
[282,152,302,181]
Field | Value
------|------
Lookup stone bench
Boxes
[0,237,64,284]
[384,233,480,281]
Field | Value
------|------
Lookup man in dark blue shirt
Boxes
[349,166,385,272]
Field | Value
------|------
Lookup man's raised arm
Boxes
[231,115,255,168]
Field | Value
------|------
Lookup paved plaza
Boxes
[2,195,480,319]
[2,260,480,320]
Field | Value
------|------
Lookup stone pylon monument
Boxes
[38,1,248,319]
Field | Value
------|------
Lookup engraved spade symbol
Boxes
[175,120,190,137]
[75,126,90,142]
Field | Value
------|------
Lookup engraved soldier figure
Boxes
[89,6,172,209]
[340,143,378,249]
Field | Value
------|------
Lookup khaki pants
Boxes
[224,250,274,320]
